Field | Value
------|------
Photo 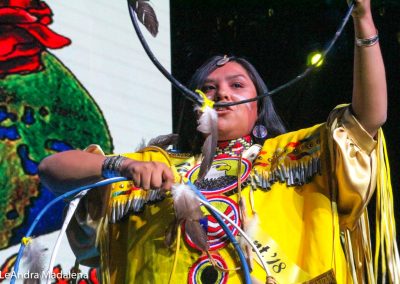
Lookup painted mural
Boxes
[0,0,113,279]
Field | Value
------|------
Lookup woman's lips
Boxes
[216,107,233,115]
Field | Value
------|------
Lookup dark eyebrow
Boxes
[203,78,216,84]
[204,74,247,83]
[226,74,247,81]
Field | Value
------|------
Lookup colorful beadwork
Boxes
[216,135,252,157]
[188,254,228,284]
[184,195,240,251]
[252,133,321,189]
[187,157,252,196]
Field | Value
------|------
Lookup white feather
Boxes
[195,106,218,180]
[23,239,46,280]
[196,106,218,134]
[171,183,198,208]
[170,183,209,251]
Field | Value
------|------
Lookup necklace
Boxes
[215,135,253,157]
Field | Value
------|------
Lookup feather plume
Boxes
[131,0,159,37]
[165,219,179,247]
[147,134,179,149]
[135,138,147,151]
[136,134,179,151]
[196,106,218,181]
[185,219,209,251]
[23,239,47,283]
[167,183,209,251]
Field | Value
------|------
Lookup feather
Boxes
[135,138,147,151]
[185,219,209,251]
[131,0,159,37]
[136,134,179,151]
[22,238,47,283]
[165,219,179,247]
[169,183,209,251]
[196,106,218,181]
[147,134,179,149]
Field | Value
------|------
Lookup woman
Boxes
[39,0,394,283]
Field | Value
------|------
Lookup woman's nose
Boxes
[216,87,231,102]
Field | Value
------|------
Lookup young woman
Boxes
[39,0,395,283]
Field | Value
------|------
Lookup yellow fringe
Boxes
[374,129,400,283]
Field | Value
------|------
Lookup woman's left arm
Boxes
[351,0,387,137]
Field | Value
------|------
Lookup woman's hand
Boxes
[120,159,174,190]
[349,0,371,19]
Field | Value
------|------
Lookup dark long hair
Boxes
[176,55,286,153]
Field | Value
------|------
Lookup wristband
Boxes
[355,32,379,47]
[102,155,126,178]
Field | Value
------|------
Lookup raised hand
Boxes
[349,0,372,19]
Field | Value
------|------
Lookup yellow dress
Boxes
[66,106,385,283]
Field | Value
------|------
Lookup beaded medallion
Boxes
[188,254,228,284]
[186,157,252,196]
[183,195,240,251]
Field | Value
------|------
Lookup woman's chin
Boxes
[217,132,245,141]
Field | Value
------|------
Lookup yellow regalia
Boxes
[66,106,398,283]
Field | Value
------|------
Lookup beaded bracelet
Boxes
[355,32,379,47]
[102,155,127,178]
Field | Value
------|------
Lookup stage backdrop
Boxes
[0,0,171,282]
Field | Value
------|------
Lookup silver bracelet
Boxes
[102,155,126,178]
[355,32,379,47]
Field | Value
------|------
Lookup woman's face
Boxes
[202,62,258,141]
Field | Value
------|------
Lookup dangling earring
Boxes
[252,124,268,139]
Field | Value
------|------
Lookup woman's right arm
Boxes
[38,150,174,194]
[38,150,107,194]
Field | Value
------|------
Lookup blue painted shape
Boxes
[0,106,18,122]
[0,106,7,121]
[47,139,73,152]
[9,185,65,245]
[22,106,35,125]
[6,209,19,220]
[17,144,38,175]
[0,126,20,140]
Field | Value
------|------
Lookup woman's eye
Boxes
[203,85,216,92]
[232,82,243,88]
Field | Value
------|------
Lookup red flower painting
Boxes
[0,0,71,76]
